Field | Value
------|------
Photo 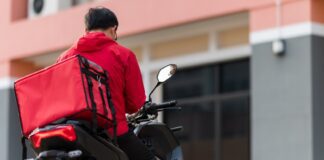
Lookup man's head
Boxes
[85,7,119,40]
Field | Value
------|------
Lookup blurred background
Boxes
[0,0,324,160]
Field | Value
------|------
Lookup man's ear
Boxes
[102,27,115,39]
[107,27,117,40]
[109,27,115,33]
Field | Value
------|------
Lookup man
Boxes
[57,7,155,160]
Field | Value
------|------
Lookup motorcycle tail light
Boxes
[30,125,77,149]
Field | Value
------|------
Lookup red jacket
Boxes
[57,32,146,136]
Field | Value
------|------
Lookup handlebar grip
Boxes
[150,100,178,111]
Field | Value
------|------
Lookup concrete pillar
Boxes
[310,35,324,160]
[0,59,39,159]
[251,36,313,160]
[250,1,324,160]
[0,88,11,160]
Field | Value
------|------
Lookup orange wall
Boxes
[250,0,312,31]
[0,62,10,78]
[0,0,319,77]
[0,0,252,62]
[311,0,324,24]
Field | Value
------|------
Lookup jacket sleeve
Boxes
[124,52,146,114]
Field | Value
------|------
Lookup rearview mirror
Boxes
[148,64,177,102]
[157,64,177,83]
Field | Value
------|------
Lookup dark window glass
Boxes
[163,59,250,160]
[221,97,250,138]
[221,97,250,160]
[220,60,250,93]
[163,66,215,101]
[165,101,216,160]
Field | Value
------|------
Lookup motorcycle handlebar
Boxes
[146,100,177,114]
[128,100,178,122]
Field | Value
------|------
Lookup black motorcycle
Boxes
[25,64,183,160]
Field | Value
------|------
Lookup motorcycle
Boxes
[25,64,183,160]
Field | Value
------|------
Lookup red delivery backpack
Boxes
[14,55,117,138]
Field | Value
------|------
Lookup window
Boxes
[163,59,250,160]
[71,0,91,6]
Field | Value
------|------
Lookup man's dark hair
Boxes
[85,7,118,31]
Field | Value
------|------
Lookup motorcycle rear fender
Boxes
[31,123,129,160]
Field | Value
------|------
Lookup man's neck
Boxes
[88,30,113,40]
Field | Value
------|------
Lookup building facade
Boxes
[0,0,324,160]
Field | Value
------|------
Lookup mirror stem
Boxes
[148,82,161,102]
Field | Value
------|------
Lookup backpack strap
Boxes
[103,71,118,146]
[80,56,98,134]
[78,55,118,146]
[99,87,109,116]
[21,136,27,160]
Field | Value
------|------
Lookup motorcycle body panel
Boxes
[134,122,183,160]
[73,124,128,160]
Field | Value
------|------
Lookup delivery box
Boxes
[14,55,116,137]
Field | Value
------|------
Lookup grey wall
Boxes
[252,36,313,160]
[8,89,23,160]
[0,89,10,160]
[0,88,32,160]
[311,36,324,160]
